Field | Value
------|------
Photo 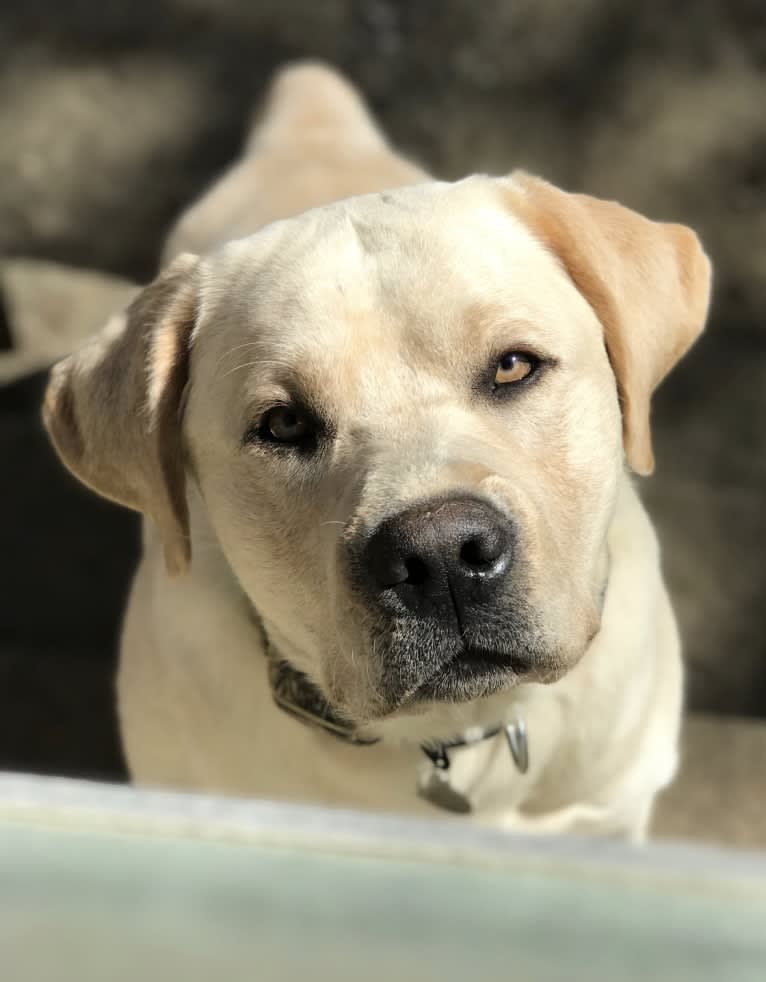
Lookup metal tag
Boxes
[417,767,472,814]
[505,719,529,774]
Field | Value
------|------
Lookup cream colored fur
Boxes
[44,63,711,840]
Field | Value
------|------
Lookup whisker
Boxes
[221,359,261,379]
[214,340,261,371]
[217,353,302,381]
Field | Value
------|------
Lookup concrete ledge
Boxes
[1,772,765,982]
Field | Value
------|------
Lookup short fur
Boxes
[43,63,711,839]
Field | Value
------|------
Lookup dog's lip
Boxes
[402,645,530,706]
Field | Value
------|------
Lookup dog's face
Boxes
[44,174,711,726]
[185,179,620,719]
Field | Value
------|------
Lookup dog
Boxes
[43,63,711,839]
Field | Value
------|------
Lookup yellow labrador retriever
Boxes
[43,63,711,838]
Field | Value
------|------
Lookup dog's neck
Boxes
[252,593,531,804]
[262,634,529,813]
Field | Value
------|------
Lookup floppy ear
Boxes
[508,172,712,475]
[43,253,199,576]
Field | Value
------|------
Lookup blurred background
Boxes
[0,2,764,793]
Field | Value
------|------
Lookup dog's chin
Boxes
[407,648,526,706]
[341,615,589,721]
[379,643,578,719]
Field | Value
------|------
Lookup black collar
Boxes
[267,655,380,746]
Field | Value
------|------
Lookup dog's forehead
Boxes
[207,178,574,319]
[197,178,597,413]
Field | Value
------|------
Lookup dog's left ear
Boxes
[43,253,200,576]
[507,172,712,475]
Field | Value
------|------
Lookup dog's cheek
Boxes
[317,582,382,716]
[196,464,327,624]
[480,423,619,662]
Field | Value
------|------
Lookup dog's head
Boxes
[44,175,711,725]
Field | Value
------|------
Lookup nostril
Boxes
[371,555,434,590]
[460,532,503,570]
[404,556,430,586]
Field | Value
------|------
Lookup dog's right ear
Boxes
[43,253,200,576]
[506,173,711,475]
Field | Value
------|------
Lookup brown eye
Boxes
[261,405,312,444]
[494,352,537,387]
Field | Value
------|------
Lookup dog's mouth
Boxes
[361,609,578,716]
[404,645,534,706]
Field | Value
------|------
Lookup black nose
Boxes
[362,496,513,621]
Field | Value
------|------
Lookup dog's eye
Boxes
[260,405,313,445]
[494,352,537,387]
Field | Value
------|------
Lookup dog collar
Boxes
[267,655,381,746]
[267,650,529,813]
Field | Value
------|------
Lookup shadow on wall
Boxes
[0,371,134,780]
